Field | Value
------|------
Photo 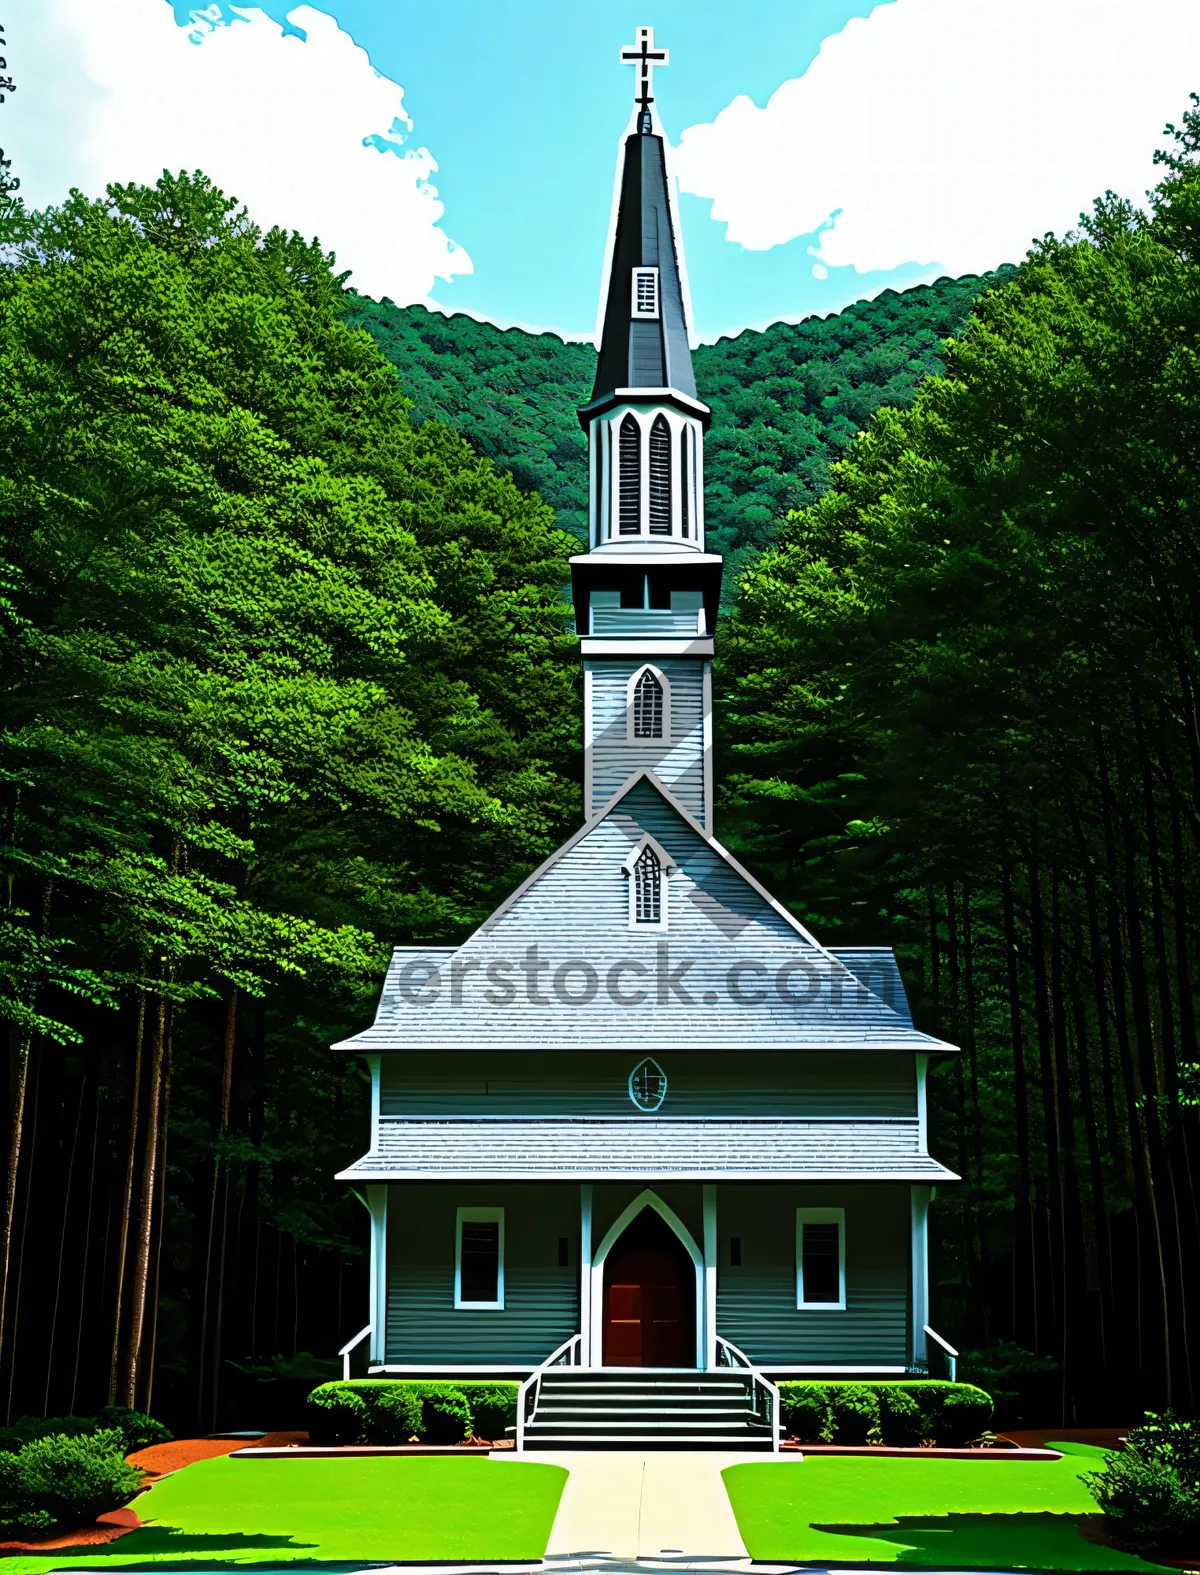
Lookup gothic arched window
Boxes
[633,669,664,739]
[618,414,640,534]
[648,414,671,534]
[632,844,662,924]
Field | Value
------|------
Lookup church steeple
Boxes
[586,28,698,409]
[571,29,722,833]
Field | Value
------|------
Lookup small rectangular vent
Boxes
[632,267,660,319]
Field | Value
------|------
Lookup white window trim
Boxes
[796,1206,846,1311]
[455,1206,505,1310]
[626,663,672,745]
[622,832,677,931]
[632,266,660,319]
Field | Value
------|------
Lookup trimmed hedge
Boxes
[306,1380,519,1445]
[778,1381,992,1446]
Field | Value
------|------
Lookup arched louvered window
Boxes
[648,414,671,535]
[633,844,662,924]
[679,425,689,539]
[618,414,640,534]
[633,669,664,739]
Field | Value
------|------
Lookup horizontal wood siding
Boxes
[715,1182,910,1365]
[587,657,706,822]
[381,1051,916,1119]
[385,1182,579,1364]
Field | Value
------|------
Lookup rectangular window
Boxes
[455,1207,504,1309]
[796,1207,845,1309]
[631,266,660,319]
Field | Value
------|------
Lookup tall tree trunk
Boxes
[0,1026,30,1361]
[108,995,145,1405]
[143,1028,173,1418]
[117,992,166,1408]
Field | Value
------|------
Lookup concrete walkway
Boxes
[532,1451,767,1564]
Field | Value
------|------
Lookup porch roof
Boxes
[335,1116,957,1183]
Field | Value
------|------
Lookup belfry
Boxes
[333,28,959,1450]
[574,26,720,829]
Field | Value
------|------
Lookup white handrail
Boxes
[924,1324,958,1382]
[516,1332,582,1451]
[715,1335,781,1453]
[338,1324,372,1381]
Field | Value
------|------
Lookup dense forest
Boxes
[1,95,1199,1433]
[0,173,579,1428]
[347,268,1006,586]
[723,104,1200,1418]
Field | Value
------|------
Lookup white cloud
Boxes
[5,0,470,303]
[672,0,1200,279]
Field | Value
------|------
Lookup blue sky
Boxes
[208,0,929,335]
[9,0,1200,339]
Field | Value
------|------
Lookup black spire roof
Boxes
[585,118,699,412]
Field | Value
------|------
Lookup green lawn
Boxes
[4,1454,568,1572]
[722,1442,1176,1571]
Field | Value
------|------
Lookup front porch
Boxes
[355,1178,938,1380]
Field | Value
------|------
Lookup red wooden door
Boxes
[602,1207,695,1367]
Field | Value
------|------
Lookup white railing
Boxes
[338,1324,372,1381]
[715,1335,781,1452]
[516,1332,582,1451]
[924,1324,959,1382]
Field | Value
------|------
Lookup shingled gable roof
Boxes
[333,770,958,1054]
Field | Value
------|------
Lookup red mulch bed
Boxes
[781,1440,1061,1459]
[0,1432,309,1556]
[130,1431,307,1482]
[0,1506,143,1555]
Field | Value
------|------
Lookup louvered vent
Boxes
[618,414,640,534]
[631,266,660,318]
[648,414,671,535]
[633,669,664,738]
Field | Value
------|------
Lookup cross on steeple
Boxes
[621,26,668,122]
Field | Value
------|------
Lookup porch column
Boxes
[703,1183,717,1369]
[910,1183,931,1369]
[579,1182,594,1366]
[367,1182,388,1365]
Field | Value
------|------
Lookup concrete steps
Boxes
[522,1369,775,1450]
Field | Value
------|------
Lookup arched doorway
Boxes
[602,1206,696,1367]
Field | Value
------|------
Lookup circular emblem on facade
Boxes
[628,1057,668,1112]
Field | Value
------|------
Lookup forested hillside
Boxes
[723,104,1200,1418]
[346,268,1010,583]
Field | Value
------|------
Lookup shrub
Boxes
[776,1380,992,1447]
[830,1384,882,1446]
[0,1409,170,1458]
[1085,1411,1200,1554]
[94,1408,172,1454]
[878,1385,926,1446]
[0,1430,143,1540]
[307,1384,369,1445]
[927,1383,993,1445]
[457,1383,519,1441]
[418,1384,473,1444]
[367,1387,423,1445]
[780,1386,832,1444]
